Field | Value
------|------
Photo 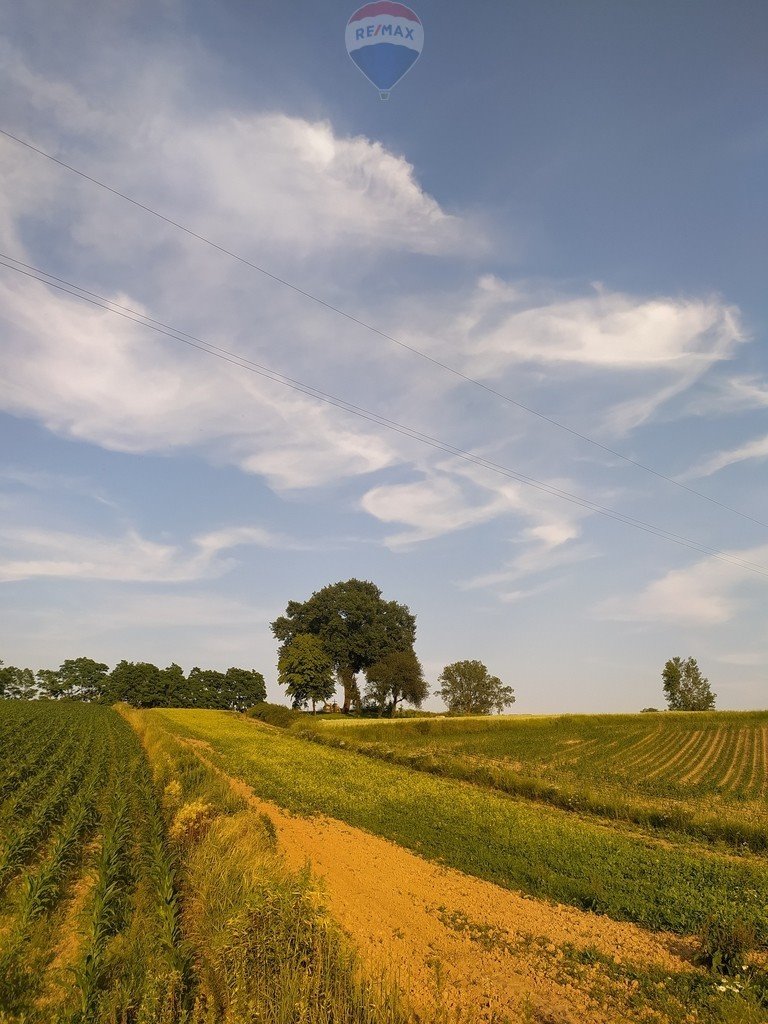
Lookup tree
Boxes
[278,634,335,714]
[661,656,716,711]
[364,649,427,717]
[221,667,267,711]
[107,661,164,707]
[435,660,515,715]
[0,661,37,699]
[37,658,109,701]
[272,580,416,713]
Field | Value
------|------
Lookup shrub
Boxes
[245,702,302,729]
[169,800,217,847]
[697,912,757,975]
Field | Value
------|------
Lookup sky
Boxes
[0,0,766,713]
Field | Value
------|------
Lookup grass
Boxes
[298,710,768,852]
[152,709,768,947]
[125,706,409,1024]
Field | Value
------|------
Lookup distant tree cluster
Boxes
[0,656,265,710]
[272,580,513,717]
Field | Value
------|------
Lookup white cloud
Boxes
[361,459,594,601]
[360,471,520,548]
[682,433,768,480]
[0,270,398,489]
[690,375,768,416]
[450,278,744,375]
[596,545,768,626]
[393,277,747,441]
[169,113,473,258]
[0,521,294,584]
[0,39,752,550]
[0,41,475,259]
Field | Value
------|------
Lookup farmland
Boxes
[2,700,767,1023]
[311,711,768,800]
[148,707,768,1021]
[301,711,768,851]
[0,701,406,1023]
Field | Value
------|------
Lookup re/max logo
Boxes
[354,23,415,41]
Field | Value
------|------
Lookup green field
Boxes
[0,701,405,1024]
[3,701,768,1022]
[154,708,768,946]
[299,711,768,851]
[0,700,185,1020]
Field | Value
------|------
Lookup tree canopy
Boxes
[37,657,109,701]
[435,660,515,715]
[661,656,716,711]
[1,655,266,710]
[278,634,336,713]
[364,649,427,717]
[0,661,37,700]
[271,579,416,712]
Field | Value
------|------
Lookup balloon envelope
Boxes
[346,3,424,96]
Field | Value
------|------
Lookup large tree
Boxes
[278,634,335,714]
[661,656,716,711]
[364,649,427,717]
[271,579,416,713]
[435,660,515,715]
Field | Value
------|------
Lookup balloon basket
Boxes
[379,91,390,101]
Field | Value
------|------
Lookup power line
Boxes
[2,252,767,580]
[0,126,762,532]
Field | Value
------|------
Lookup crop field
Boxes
[0,701,406,1024]
[302,711,768,851]
[148,707,768,1021]
[2,701,767,1023]
[0,700,186,1021]
[313,710,768,798]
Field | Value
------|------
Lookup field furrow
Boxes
[678,727,726,784]
[645,729,703,780]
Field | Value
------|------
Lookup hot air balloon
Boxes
[345,3,424,99]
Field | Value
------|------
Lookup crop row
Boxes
[0,703,189,1021]
[319,711,768,800]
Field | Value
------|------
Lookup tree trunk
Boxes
[340,666,356,714]
[389,695,399,718]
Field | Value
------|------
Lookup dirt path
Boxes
[185,740,699,1024]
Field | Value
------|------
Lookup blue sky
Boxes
[1,0,766,712]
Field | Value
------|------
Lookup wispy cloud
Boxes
[596,544,768,626]
[448,277,743,375]
[0,522,297,584]
[681,433,768,480]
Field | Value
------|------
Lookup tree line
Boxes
[1,587,717,718]
[0,657,265,710]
